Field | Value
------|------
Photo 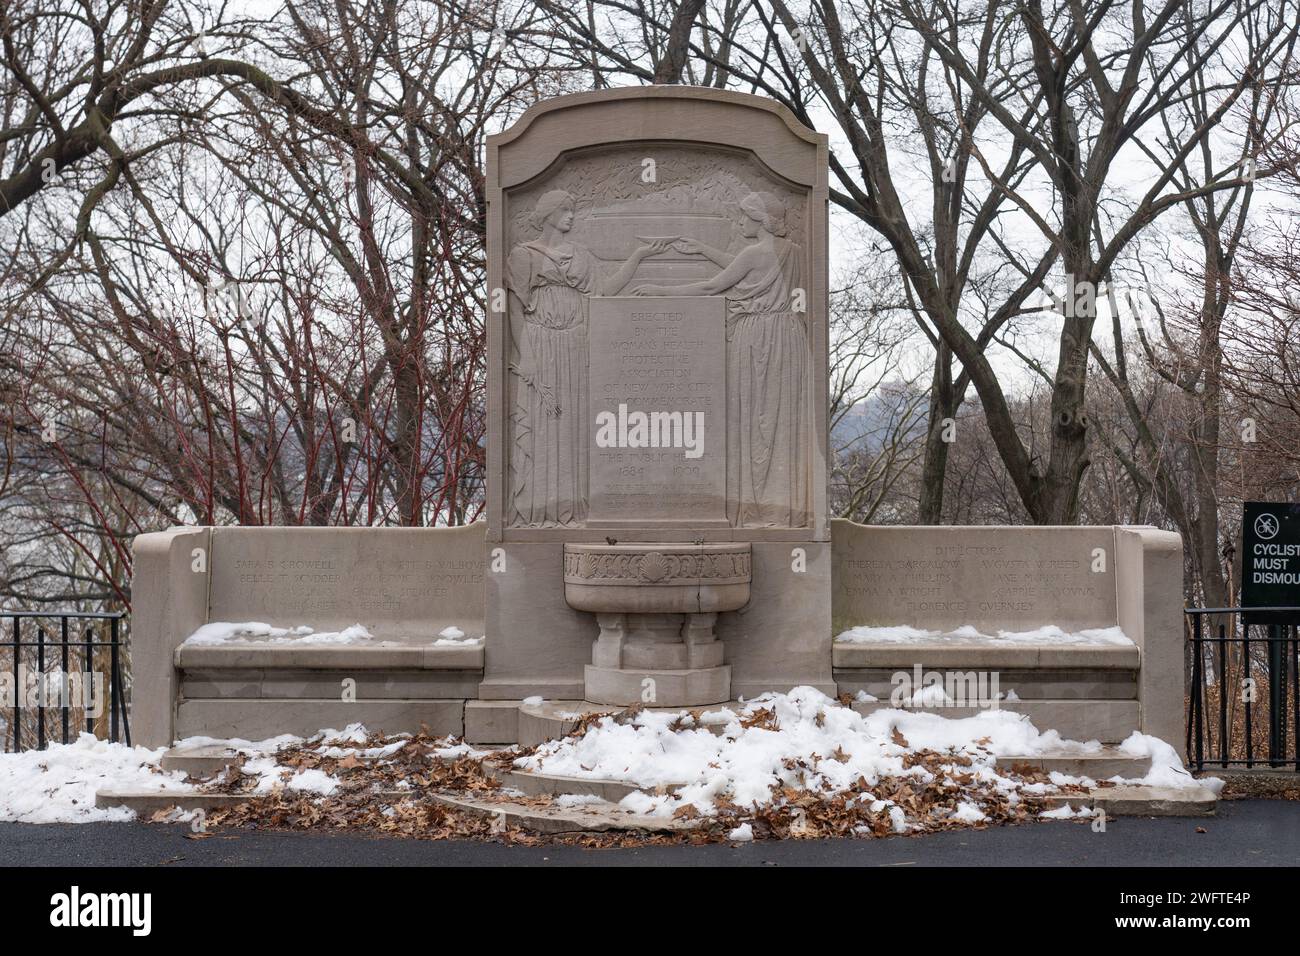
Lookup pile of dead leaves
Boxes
[184,728,537,842]
[198,791,536,843]
[693,745,1086,842]
[202,729,499,798]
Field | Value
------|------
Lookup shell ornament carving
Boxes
[638,552,668,583]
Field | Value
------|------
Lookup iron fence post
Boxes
[10,617,19,752]
[60,616,69,744]
[1192,613,1204,772]
[1243,621,1253,769]
[1218,621,1228,768]
[110,616,120,744]
[82,625,93,737]
[36,624,45,750]
[1269,624,1284,765]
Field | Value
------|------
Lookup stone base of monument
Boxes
[563,542,751,707]
[584,663,732,707]
[515,698,741,747]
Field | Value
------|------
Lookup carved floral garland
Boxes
[563,548,751,584]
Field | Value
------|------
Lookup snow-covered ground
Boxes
[0,690,1210,833]
[182,622,484,647]
[515,686,1204,824]
[835,623,1135,646]
[0,724,484,824]
[0,734,192,823]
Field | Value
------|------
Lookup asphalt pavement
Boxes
[0,799,1295,866]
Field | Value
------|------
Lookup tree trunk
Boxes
[652,0,705,84]
[918,345,957,524]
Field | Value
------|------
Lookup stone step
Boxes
[993,748,1151,779]
[849,699,1138,744]
[584,663,732,708]
[517,698,1146,753]
[1038,785,1218,818]
[488,765,684,801]
[834,669,1138,700]
[516,700,606,747]
[427,792,693,834]
[430,784,1217,830]
[494,752,1148,809]
[95,787,414,817]
[95,779,1215,830]
[465,700,523,745]
[160,744,241,778]
[492,750,1147,807]
[95,789,245,815]
[1092,784,1217,817]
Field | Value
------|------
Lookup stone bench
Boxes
[173,642,484,740]
[175,642,484,672]
[132,523,485,746]
[831,640,1140,671]
[829,521,1183,748]
[131,518,1182,750]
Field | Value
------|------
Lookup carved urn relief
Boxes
[563,542,751,706]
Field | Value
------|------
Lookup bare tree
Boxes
[828,258,926,522]
[1,0,556,608]
[1090,6,1298,606]
[536,0,1300,523]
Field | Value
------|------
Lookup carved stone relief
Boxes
[504,144,812,530]
[562,546,752,585]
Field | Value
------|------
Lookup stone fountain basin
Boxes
[562,542,751,614]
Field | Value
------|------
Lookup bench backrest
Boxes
[831,521,1119,634]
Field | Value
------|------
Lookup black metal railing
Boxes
[1186,607,1298,772]
[0,611,130,752]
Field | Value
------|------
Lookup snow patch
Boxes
[835,624,1134,646]
[433,626,484,646]
[0,734,191,823]
[183,622,375,646]
[728,822,754,842]
[553,793,606,808]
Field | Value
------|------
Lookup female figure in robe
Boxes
[506,189,668,526]
[633,191,810,527]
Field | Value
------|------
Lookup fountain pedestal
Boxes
[563,542,752,706]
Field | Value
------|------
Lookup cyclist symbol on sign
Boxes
[1255,513,1280,540]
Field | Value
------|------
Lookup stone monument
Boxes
[128,87,1184,760]
[479,87,835,713]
